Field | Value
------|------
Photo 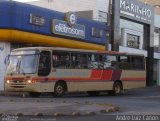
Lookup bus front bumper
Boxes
[5,83,41,92]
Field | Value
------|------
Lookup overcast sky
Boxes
[13,0,39,2]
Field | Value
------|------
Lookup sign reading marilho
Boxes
[52,13,85,39]
[120,0,154,23]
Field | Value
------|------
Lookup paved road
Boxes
[0,86,160,121]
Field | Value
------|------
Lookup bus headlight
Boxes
[27,80,36,83]
[7,80,10,84]
[27,80,32,83]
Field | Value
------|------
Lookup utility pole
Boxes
[105,0,112,51]
[108,0,120,51]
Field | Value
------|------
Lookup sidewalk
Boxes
[0,91,120,116]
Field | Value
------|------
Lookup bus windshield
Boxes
[6,54,38,75]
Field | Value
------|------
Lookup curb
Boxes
[35,113,44,116]
[15,113,24,116]
[71,112,81,116]
[100,106,120,113]
[8,99,15,102]
[86,111,96,116]
[53,112,64,116]
[0,106,120,117]
[0,113,4,116]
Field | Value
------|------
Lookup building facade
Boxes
[28,0,160,85]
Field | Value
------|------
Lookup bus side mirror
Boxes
[4,54,10,65]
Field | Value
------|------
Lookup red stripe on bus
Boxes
[101,70,113,80]
[32,77,103,81]
[90,70,102,79]
[5,77,24,80]
[5,77,30,80]
[111,70,122,81]
[121,77,146,81]
[38,80,111,83]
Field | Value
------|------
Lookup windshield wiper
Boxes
[20,68,26,75]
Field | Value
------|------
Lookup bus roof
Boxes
[11,47,144,56]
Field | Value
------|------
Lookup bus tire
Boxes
[53,81,67,97]
[87,91,100,96]
[109,81,122,96]
[29,92,41,97]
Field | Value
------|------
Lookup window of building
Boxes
[154,28,160,51]
[127,34,140,49]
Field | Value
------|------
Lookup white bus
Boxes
[5,47,146,97]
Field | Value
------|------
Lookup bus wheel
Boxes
[109,81,122,96]
[87,91,100,96]
[54,82,66,97]
[29,92,41,97]
[113,81,122,95]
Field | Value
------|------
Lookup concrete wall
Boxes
[29,0,97,13]
[119,46,147,57]
[139,0,160,15]
[75,11,93,20]
[28,0,109,21]
[155,15,160,27]
[0,42,10,91]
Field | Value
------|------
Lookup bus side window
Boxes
[118,56,131,70]
[88,54,98,69]
[52,54,59,67]
[38,51,51,76]
[78,54,88,68]
[104,55,117,69]
[131,56,144,70]
[71,53,87,69]
[98,55,104,69]
[52,51,70,68]
[71,53,78,68]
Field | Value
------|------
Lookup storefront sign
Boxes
[30,13,45,26]
[120,0,153,23]
[52,13,85,39]
[91,27,103,38]
[65,12,77,27]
